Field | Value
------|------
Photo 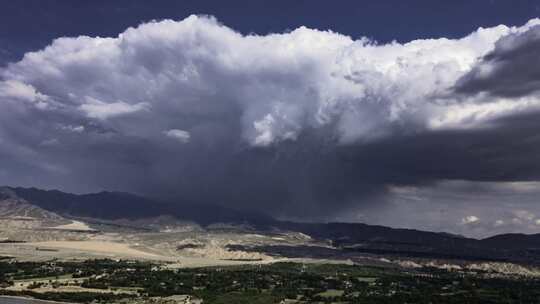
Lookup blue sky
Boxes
[2,0,539,64]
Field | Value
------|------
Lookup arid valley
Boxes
[1,187,540,303]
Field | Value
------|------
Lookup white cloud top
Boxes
[2,15,539,147]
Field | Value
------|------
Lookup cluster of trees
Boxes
[1,259,540,303]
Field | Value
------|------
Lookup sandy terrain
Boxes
[51,220,95,231]
[0,218,323,267]
[25,241,164,259]
[1,240,282,267]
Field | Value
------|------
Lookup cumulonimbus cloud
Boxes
[2,16,539,147]
[2,15,540,223]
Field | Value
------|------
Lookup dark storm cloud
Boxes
[456,25,540,97]
[2,15,540,236]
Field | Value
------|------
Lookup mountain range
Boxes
[1,186,539,264]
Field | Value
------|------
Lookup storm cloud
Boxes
[2,16,540,235]
[456,24,540,97]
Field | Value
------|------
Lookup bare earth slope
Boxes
[1,186,540,269]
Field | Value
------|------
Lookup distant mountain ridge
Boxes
[0,194,64,222]
[0,186,273,226]
[274,221,540,263]
[1,186,540,264]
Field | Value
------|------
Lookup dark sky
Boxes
[2,0,540,64]
[1,1,540,237]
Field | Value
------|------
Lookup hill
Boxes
[1,186,540,264]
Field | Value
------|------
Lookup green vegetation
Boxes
[1,259,540,303]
